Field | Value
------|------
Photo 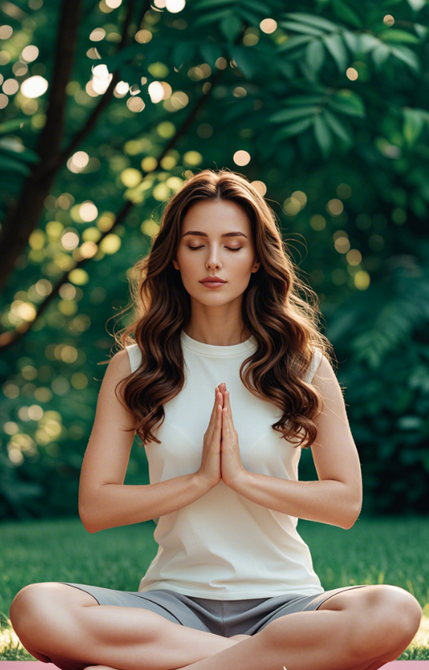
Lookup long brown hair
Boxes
[112,168,335,449]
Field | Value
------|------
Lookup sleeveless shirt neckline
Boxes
[181,329,257,356]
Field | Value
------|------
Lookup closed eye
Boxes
[188,246,242,252]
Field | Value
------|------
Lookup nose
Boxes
[206,247,222,270]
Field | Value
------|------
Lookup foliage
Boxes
[0,0,428,519]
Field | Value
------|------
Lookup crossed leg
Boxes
[173,584,422,670]
[9,583,249,670]
[314,584,423,670]
[9,583,422,670]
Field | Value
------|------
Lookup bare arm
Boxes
[84,475,210,533]
[228,354,363,530]
[79,349,211,533]
[229,474,355,529]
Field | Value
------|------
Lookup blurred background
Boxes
[0,0,428,659]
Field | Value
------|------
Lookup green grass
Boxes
[0,516,428,660]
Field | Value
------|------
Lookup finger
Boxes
[207,389,221,439]
[224,391,232,424]
[222,406,229,431]
[216,404,223,432]
[211,387,220,418]
[209,403,220,444]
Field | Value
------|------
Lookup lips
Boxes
[200,278,226,284]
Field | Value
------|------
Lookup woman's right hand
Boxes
[196,386,223,489]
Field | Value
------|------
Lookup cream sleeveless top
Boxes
[126,330,325,599]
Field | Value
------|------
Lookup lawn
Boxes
[1,515,428,660]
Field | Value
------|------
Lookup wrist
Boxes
[223,468,249,491]
[192,471,217,494]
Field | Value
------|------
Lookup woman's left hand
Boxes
[219,383,246,488]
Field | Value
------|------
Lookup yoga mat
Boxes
[3,661,429,668]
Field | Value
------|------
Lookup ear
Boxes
[252,260,260,273]
[172,259,180,271]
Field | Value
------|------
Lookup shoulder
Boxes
[101,343,142,381]
[308,350,340,394]
[124,342,142,374]
[304,349,325,385]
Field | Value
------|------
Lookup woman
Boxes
[10,169,422,670]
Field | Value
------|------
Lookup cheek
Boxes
[177,250,200,281]
[236,252,255,274]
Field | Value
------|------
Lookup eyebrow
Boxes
[182,231,248,239]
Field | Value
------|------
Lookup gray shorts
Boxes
[57,582,369,637]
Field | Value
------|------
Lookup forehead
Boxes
[182,199,251,235]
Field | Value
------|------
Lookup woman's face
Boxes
[172,199,260,305]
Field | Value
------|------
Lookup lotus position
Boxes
[10,169,422,670]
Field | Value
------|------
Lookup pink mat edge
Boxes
[1,662,428,668]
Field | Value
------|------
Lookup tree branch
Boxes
[0,69,226,349]
[0,21,249,349]
[0,0,147,293]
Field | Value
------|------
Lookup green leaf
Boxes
[99,42,142,70]
[313,115,333,157]
[407,0,426,10]
[0,119,30,135]
[193,8,233,27]
[193,0,233,9]
[403,108,426,146]
[298,59,318,83]
[305,39,325,72]
[296,80,332,94]
[0,155,33,175]
[278,35,313,51]
[331,0,363,29]
[276,60,295,78]
[282,94,326,106]
[379,29,421,44]
[372,43,391,70]
[323,108,352,142]
[328,90,366,117]
[391,45,420,72]
[222,98,256,122]
[397,416,424,430]
[268,106,319,123]
[358,33,381,53]
[414,24,429,39]
[342,30,361,53]
[238,8,262,25]
[220,15,242,42]
[172,42,195,69]
[199,42,224,68]
[279,21,325,36]
[241,0,269,13]
[0,138,39,164]
[322,32,348,72]
[282,12,338,32]
[228,45,254,78]
[272,116,314,140]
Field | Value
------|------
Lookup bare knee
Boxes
[10,583,87,652]
[349,585,422,659]
[10,583,45,630]
[382,587,422,641]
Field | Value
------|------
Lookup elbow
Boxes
[341,501,362,530]
[79,500,99,534]
[82,518,99,533]
[79,511,98,533]
[341,518,356,530]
